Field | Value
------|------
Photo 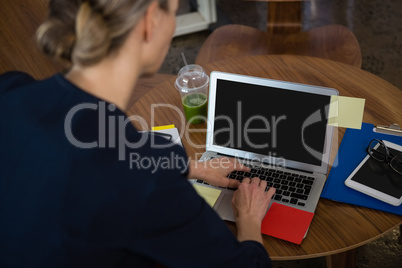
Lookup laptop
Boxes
[191,71,338,224]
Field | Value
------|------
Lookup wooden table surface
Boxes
[128,55,402,264]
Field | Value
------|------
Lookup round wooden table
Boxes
[128,55,402,266]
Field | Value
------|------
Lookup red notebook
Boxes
[261,202,315,244]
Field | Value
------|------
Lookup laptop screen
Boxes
[213,78,331,167]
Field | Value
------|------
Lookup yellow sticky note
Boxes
[328,96,365,129]
[152,125,175,131]
[193,184,222,207]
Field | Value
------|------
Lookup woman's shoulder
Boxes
[0,71,36,93]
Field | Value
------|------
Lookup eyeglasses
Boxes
[367,139,402,175]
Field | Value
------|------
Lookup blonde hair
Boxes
[37,0,168,67]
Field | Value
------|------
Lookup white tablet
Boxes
[345,140,402,206]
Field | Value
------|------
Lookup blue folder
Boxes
[321,122,402,215]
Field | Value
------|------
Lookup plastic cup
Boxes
[175,64,209,124]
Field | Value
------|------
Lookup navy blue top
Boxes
[0,72,271,268]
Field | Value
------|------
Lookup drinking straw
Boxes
[180,53,203,107]
[181,52,188,67]
[180,52,196,91]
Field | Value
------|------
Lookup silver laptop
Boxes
[191,71,338,222]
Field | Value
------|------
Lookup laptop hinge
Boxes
[217,153,314,174]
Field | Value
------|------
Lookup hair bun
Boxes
[72,2,111,66]
[36,15,76,66]
[36,0,81,66]
[37,0,169,67]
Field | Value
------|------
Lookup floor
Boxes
[160,1,402,267]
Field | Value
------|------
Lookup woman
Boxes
[0,0,275,267]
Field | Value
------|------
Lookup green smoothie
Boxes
[182,93,208,124]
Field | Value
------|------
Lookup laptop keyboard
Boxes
[196,164,315,207]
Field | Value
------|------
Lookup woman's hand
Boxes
[187,157,250,188]
[232,177,276,243]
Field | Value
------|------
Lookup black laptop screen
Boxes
[213,79,331,166]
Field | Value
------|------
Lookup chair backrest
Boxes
[195,24,362,67]
[245,0,307,34]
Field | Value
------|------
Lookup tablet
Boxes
[345,140,402,206]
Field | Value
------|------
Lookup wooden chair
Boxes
[250,0,304,34]
[196,24,362,67]
[196,1,362,67]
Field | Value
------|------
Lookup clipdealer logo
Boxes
[63,100,336,169]
[64,102,186,161]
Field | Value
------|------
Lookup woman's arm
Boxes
[233,178,276,243]
[187,157,276,244]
